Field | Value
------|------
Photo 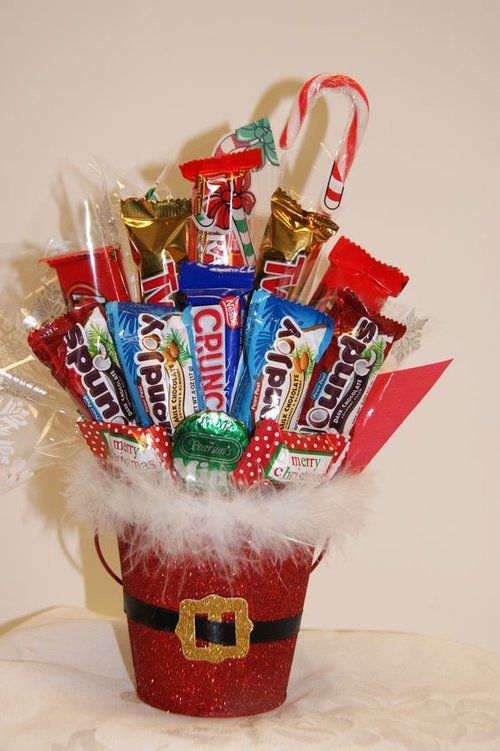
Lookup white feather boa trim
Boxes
[66,451,371,566]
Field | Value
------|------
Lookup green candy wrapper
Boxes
[172,410,249,491]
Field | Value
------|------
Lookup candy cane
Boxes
[279,74,369,212]
[214,118,278,168]
[214,132,241,157]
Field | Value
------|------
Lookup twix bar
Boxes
[255,188,338,300]
[120,197,191,307]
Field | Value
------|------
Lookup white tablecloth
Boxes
[0,607,499,750]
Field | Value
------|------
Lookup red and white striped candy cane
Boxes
[214,132,240,157]
[279,74,369,212]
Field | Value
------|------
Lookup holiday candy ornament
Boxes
[6,71,453,719]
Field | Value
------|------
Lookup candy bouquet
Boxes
[1,74,450,717]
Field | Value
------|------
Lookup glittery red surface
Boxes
[118,540,313,717]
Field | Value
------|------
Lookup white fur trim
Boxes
[66,451,371,566]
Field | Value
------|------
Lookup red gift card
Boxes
[345,360,452,473]
[233,360,452,486]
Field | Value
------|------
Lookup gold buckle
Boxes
[175,594,253,664]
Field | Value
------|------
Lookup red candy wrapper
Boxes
[298,289,406,436]
[42,245,131,307]
[233,419,348,487]
[28,300,136,424]
[78,420,172,471]
[180,150,262,266]
[310,237,408,313]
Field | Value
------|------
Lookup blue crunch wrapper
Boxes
[231,290,334,431]
[106,302,204,434]
[179,262,254,411]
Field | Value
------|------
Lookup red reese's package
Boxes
[297,289,406,436]
[309,237,409,313]
[28,300,136,424]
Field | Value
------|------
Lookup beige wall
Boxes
[1,0,499,651]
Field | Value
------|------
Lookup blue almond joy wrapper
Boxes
[106,302,204,434]
[231,290,334,431]
[179,262,254,412]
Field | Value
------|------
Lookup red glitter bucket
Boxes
[96,536,321,717]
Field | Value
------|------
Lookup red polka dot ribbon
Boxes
[233,420,348,488]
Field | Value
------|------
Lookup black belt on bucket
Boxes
[124,591,302,646]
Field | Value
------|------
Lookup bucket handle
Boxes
[94,534,122,585]
[310,543,328,572]
[94,534,327,585]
